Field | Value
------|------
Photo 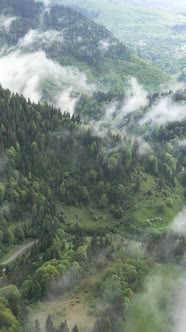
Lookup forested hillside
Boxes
[60,0,186,78]
[0,83,186,331]
[0,1,186,332]
[0,0,168,93]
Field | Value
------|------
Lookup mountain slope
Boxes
[0,0,168,96]
[60,0,186,77]
[0,85,186,331]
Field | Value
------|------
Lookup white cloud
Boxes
[0,15,16,32]
[123,77,148,115]
[90,78,148,136]
[0,50,94,113]
[177,139,186,148]
[18,29,63,49]
[56,88,79,115]
[141,96,186,126]
[36,0,51,6]
[98,39,116,53]
[172,274,186,332]
[135,136,153,156]
[170,208,186,236]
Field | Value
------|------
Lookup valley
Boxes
[59,0,186,77]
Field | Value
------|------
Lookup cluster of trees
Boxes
[0,285,23,332]
[33,314,78,332]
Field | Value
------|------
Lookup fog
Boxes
[0,15,17,32]
[90,78,148,136]
[170,208,186,237]
[118,0,186,11]
[125,207,186,332]
[18,29,63,49]
[0,49,94,114]
[0,8,94,114]
[141,96,186,126]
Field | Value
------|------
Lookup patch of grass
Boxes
[59,204,115,232]
[131,173,185,231]
[132,206,178,231]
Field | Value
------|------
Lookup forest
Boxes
[0,0,186,332]
[0,82,186,331]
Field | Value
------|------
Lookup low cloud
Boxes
[126,207,186,332]
[0,50,94,113]
[177,139,186,149]
[91,78,148,136]
[56,88,79,115]
[135,136,153,156]
[171,274,186,332]
[141,96,186,126]
[169,208,186,236]
[98,39,117,53]
[0,15,17,33]
[18,29,63,49]
[123,77,148,115]
[36,0,51,7]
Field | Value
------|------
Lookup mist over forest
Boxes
[0,0,186,332]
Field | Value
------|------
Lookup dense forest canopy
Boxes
[0,81,186,330]
[0,0,186,332]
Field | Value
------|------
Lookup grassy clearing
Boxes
[30,267,107,331]
[131,172,185,231]
[132,206,179,232]
[60,204,115,233]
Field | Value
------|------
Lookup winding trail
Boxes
[1,241,35,265]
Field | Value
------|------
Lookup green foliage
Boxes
[31,264,59,300]
[102,274,123,302]
[0,298,21,332]
[0,183,5,204]
[99,194,108,208]
[166,198,173,208]
[0,285,21,318]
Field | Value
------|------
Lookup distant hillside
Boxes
[0,0,168,92]
[59,0,186,77]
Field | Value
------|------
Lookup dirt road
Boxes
[1,241,35,265]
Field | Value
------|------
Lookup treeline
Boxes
[33,314,78,332]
